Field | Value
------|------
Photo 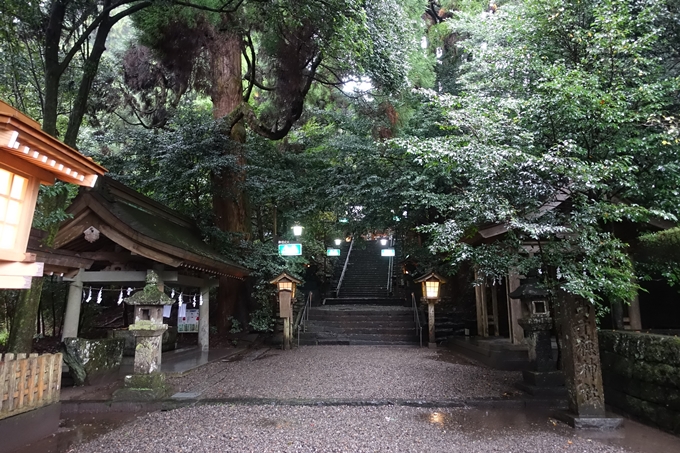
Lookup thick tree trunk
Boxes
[211,26,252,334]
[42,0,67,136]
[63,17,114,147]
[7,278,44,354]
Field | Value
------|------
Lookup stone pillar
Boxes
[506,271,524,344]
[62,270,83,340]
[555,290,622,429]
[428,302,436,348]
[628,294,642,330]
[199,286,210,352]
[130,328,166,373]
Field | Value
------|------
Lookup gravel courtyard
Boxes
[62,346,680,453]
[68,405,679,453]
[169,345,521,401]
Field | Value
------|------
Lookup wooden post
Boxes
[283,317,290,350]
[491,284,499,336]
[506,271,524,344]
[428,302,436,348]
[199,285,210,352]
[474,269,489,337]
[628,293,642,330]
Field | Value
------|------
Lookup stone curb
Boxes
[61,396,566,414]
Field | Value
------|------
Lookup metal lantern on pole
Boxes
[270,272,302,350]
[292,225,303,236]
[414,272,446,348]
[334,238,342,246]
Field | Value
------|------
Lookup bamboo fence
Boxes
[0,352,62,420]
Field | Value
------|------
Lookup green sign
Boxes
[381,248,395,257]
[279,243,302,256]
[326,248,341,257]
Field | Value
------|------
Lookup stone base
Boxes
[112,373,169,401]
[553,410,624,430]
[515,370,567,397]
[516,381,568,398]
[428,342,436,349]
[522,370,564,387]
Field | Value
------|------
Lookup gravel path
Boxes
[169,346,521,400]
[68,405,639,453]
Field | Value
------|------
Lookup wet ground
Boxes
[17,346,680,452]
[59,405,680,453]
[12,412,142,453]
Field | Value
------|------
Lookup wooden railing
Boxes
[0,352,62,420]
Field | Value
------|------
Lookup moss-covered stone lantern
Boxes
[508,270,564,398]
[125,270,174,374]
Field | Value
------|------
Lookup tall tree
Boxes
[126,0,424,331]
[0,0,153,145]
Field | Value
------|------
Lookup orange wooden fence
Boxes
[0,352,62,420]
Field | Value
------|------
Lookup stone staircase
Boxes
[298,305,420,345]
[298,239,420,346]
[337,240,390,299]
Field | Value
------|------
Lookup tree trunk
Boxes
[210,26,252,334]
[7,277,44,354]
[63,17,114,147]
[41,0,68,136]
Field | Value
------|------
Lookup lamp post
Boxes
[270,272,301,350]
[414,272,445,348]
[334,238,342,246]
[292,224,303,237]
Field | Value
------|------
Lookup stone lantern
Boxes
[270,272,302,350]
[125,270,173,374]
[508,271,563,394]
[414,272,445,349]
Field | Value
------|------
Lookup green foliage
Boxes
[392,0,680,306]
[227,317,242,334]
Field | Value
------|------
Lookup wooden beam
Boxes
[65,270,179,284]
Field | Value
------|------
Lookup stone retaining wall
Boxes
[599,330,680,434]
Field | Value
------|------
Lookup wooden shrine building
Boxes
[49,176,249,351]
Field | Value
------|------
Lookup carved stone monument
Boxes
[554,290,622,429]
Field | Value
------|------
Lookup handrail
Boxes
[295,291,313,347]
[386,236,394,296]
[335,238,354,297]
[412,292,423,347]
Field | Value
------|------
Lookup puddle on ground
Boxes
[416,407,680,453]
[12,412,142,453]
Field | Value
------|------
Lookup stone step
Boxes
[299,332,419,345]
[324,298,407,306]
[304,325,416,335]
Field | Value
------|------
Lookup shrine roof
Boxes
[53,176,249,279]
